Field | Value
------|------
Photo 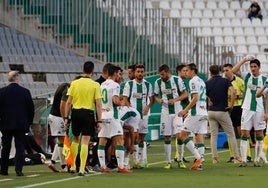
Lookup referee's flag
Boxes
[62,134,74,166]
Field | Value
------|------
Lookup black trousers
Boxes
[1,130,25,173]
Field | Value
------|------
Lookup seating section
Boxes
[0,25,103,97]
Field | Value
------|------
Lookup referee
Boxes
[64,61,102,176]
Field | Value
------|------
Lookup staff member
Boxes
[0,71,34,176]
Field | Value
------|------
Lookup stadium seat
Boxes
[236,10,246,18]
[230,1,241,9]
[181,9,191,18]
[170,1,181,9]
[233,27,244,36]
[255,27,265,36]
[221,18,231,27]
[206,1,217,9]
[211,18,221,27]
[241,18,252,27]
[214,9,225,18]
[224,36,235,45]
[195,1,205,9]
[203,9,213,18]
[180,18,191,27]
[256,54,267,63]
[242,1,251,10]
[236,45,247,54]
[248,45,259,54]
[145,1,153,9]
[235,36,246,45]
[231,18,241,27]
[201,27,212,36]
[246,36,257,45]
[159,1,170,9]
[169,10,180,18]
[222,27,233,36]
[244,27,254,36]
[182,1,193,9]
[252,18,262,27]
[201,18,211,27]
[218,1,229,10]
[192,9,202,18]
[225,10,235,19]
[257,36,268,45]
[191,18,201,27]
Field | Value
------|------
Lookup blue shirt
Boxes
[205,75,232,111]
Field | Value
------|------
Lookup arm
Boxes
[227,86,235,110]
[178,93,198,117]
[154,95,164,104]
[64,95,72,128]
[143,95,154,116]
[95,98,102,123]
[232,57,249,77]
[168,90,188,105]
[60,100,66,118]
[256,85,266,98]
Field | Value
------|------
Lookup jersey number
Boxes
[102,89,108,104]
[199,86,206,101]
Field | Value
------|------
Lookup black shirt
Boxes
[50,83,69,117]
[205,75,232,111]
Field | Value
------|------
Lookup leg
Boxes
[14,132,25,175]
[0,131,13,175]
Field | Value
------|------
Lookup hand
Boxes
[178,109,188,118]
[143,105,150,115]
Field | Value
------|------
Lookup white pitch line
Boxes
[16,149,229,188]
[0,178,13,182]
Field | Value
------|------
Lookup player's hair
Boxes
[158,64,170,73]
[250,59,260,67]
[223,63,233,68]
[186,63,198,74]
[134,64,145,71]
[102,63,113,74]
[176,64,186,73]
[83,61,94,74]
[209,65,220,75]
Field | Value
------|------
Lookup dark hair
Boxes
[223,63,233,68]
[108,65,122,77]
[83,61,94,74]
[128,64,136,71]
[158,64,170,72]
[186,63,198,74]
[176,64,186,73]
[102,63,113,74]
[134,64,145,71]
[209,65,220,75]
[250,59,260,67]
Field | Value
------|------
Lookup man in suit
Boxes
[0,71,35,176]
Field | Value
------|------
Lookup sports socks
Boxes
[196,143,205,158]
[79,144,88,173]
[255,136,263,162]
[240,136,248,162]
[51,144,59,163]
[115,145,125,169]
[164,140,171,163]
[177,139,184,161]
[133,141,139,163]
[70,142,79,170]
[97,145,106,168]
[58,143,66,166]
[184,138,200,159]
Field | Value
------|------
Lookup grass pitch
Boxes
[1,139,267,188]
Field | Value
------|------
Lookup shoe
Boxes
[78,171,88,176]
[16,171,24,176]
[164,163,172,169]
[212,157,220,164]
[178,161,186,169]
[48,164,59,173]
[118,167,132,173]
[234,157,242,164]
[92,165,101,172]
[107,162,117,169]
[226,157,234,163]
[59,167,68,173]
[0,171,8,176]
[247,156,252,162]
[254,161,261,167]
[69,168,76,174]
[190,158,202,170]
[100,167,112,173]
[132,164,144,169]
[143,163,149,168]
[239,161,247,167]
[183,157,190,163]
[174,158,178,163]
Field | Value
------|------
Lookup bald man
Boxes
[0,71,34,176]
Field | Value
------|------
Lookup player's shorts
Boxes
[71,109,95,136]
[47,114,65,136]
[98,118,123,138]
[160,114,183,136]
[139,115,149,134]
[183,115,208,134]
[119,107,140,132]
[241,109,266,131]
[230,106,242,127]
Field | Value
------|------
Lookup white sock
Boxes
[143,141,147,164]
[240,139,248,162]
[115,146,125,169]
[58,145,66,166]
[133,144,139,162]
[178,144,184,161]
[51,144,59,162]
[164,143,171,163]
[97,146,106,168]
[255,140,263,162]
[185,139,200,159]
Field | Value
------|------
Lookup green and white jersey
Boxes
[100,79,120,119]
[241,72,267,112]
[188,75,207,116]
[154,75,186,114]
[123,79,153,118]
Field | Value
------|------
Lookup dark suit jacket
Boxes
[0,83,35,132]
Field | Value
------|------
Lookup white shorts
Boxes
[139,115,149,134]
[241,109,266,131]
[98,119,123,138]
[160,114,183,136]
[183,115,208,134]
[47,114,65,136]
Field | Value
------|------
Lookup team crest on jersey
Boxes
[191,83,195,89]
[133,92,144,99]
[248,83,257,91]
[162,88,175,95]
